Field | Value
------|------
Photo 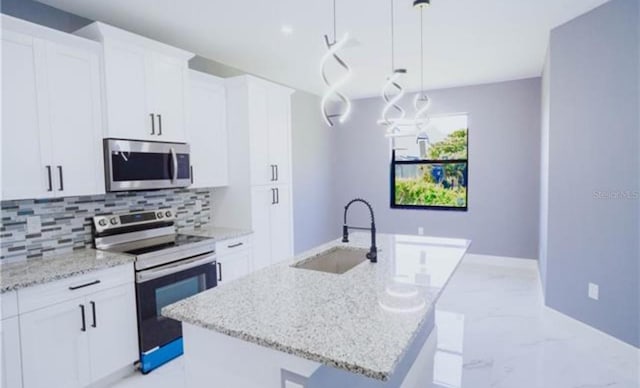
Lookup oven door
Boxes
[135,252,217,354]
[105,138,191,192]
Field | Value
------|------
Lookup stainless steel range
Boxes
[93,209,217,374]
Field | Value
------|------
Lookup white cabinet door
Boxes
[188,71,228,188]
[103,43,154,141]
[217,250,251,285]
[149,53,187,142]
[248,82,271,186]
[1,31,51,200]
[267,87,291,185]
[87,284,138,383]
[20,298,91,388]
[270,185,293,264]
[46,42,104,197]
[1,316,23,388]
[251,186,273,271]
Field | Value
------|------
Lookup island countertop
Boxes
[163,233,470,381]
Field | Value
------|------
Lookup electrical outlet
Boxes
[26,216,41,234]
[588,283,599,300]
[418,227,424,235]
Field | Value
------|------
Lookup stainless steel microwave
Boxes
[104,138,191,192]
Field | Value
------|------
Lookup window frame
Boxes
[389,129,469,211]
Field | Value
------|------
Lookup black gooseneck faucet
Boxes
[342,198,377,263]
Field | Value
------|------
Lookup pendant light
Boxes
[413,0,431,136]
[380,0,407,135]
[320,0,352,127]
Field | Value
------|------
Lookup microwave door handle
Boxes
[170,147,178,183]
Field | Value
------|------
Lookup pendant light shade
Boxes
[320,0,352,127]
[413,0,430,8]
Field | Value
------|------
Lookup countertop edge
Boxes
[163,307,391,381]
[0,254,135,294]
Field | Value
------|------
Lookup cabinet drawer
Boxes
[18,264,133,314]
[216,235,252,256]
[0,291,19,319]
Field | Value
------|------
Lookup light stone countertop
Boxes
[0,248,134,293]
[163,232,470,381]
[181,225,252,241]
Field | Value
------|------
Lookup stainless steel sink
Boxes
[292,246,369,274]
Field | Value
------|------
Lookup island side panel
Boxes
[307,307,436,388]
[182,323,322,387]
[182,308,436,388]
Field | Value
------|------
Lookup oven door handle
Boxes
[169,147,178,183]
[136,252,216,283]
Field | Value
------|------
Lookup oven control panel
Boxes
[93,208,177,233]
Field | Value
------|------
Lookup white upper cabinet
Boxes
[101,42,151,140]
[1,30,50,200]
[214,76,294,267]
[187,70,229,188]
[75,22,194,143]
[45,41,104,197]
[246,79,293,186]
[1,16,104,201]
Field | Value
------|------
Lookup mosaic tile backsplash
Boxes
[0,188,213,263]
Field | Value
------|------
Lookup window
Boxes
[390,114,468,210]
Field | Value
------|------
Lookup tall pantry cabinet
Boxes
[212,76,294,270]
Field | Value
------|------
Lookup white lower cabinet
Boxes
[18,267,137,388]
[86,284,138,383]
[251,185,293,271]
[216,235,253,285]
[217,250,251,285]
[2,316,23,388]
[20,297,92,388]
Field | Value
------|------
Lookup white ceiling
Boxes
[39,0,609,98]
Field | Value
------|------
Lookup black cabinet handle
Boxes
[271,188,276,205]
[275,165,279,181]
[57,166,64,191]
[217,261,222,282]
[275,188,280,204]
[270,165,276,181]
[90,301,97,328]
[227,242,244,249]
[190,166,194,184]
[79,304,86,332]
[46,165,52,192]
[157,114,162,136]
[69,280,101,291]
[150,113,155,135]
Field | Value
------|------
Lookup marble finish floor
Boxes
[112,254,640,388]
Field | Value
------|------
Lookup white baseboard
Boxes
[462,253,538,269]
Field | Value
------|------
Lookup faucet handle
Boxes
[342,225,349,243]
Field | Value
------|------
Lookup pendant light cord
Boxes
[420,8,424,92]
[333,0,337,43]
[390,0,395,71]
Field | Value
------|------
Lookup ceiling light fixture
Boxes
[380,0,407,135]
[281,25,293,35]
[320,0,352,127]
[413,1,431,136]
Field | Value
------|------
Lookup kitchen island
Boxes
[163,233,470,387]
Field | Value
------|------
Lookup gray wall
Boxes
[543,0,639,347]
[539,52,551,291]
[291,92,339,252]
[0,0,90,32]
[333,78,542,259]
